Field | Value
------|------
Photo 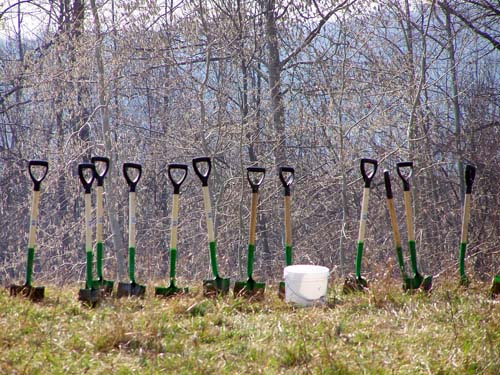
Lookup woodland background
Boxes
[1,0,499,286]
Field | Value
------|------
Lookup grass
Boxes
[1,278,499,374]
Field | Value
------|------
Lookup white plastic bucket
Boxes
[284,265,329,306]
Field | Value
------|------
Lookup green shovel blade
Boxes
[91,279,114,295]
[233,278,266,299]
[155,283,189,298]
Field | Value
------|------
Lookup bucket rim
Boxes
[284,264,329,275]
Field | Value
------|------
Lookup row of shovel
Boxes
[9,157,500,305]
[9,157,295,306]
[343,158,500,298]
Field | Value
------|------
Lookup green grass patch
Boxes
[1,280,499,374]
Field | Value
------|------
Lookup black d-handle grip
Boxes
[383,170,393,199]
[279,166,295,196]
[123,163,142,192]
[247,166,266,193]
[28,160,49,192]
[360,158,378,188]
[78,163,96,194]
[168,163,188,194]
[465,164,476,194]
[396,161,413,191]
[91,156,110,187]
[192,157,211,187]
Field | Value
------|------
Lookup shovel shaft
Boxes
[386,198,401,248]
[129,192,137,248]
[25,247,34,286]
[355,241,364,279]
[459,193,472,280]
[96,242,103,279]
[96,185,104,279]
[169,248,177,279]
[249,192,258,246]
[284,196,292,247]
[169,194,179,250]
[358,188,370,243]
[285,245,292,267]
[202,186,215,242]
[395,245,406,277]
[408,240,419,276]
[25,190,40,285]
[403,191,415,241]
[86,250,93,289]
[84,192,94,287]
[459,242,467,278]
[284,194,293,266]
[96,186,104,242]
[28,190,40,248]
[247,244,255,278]
[202,186,219,278]
[460,193,471,244]
[209,241,219,277]
[128,246,136,282]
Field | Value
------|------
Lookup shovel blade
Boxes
[10,284,45,302]
[343,275,368,293]
[233,279,265,300]
[203,277,230,297]
[155,285,189,298]
[116,282,146,298]
[78,288,101,307]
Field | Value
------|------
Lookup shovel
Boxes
[10,160,49,302]
[397,161,432,292]
[117,163,146,298]
[383,170,411,291]
[77,163,102,306]
[459,164,476,287]
[343,158,378,293]
[90,156,114,295]
[155,164,189,297]
[278,166,295,299]
[234,166,266,299]
[192,157,230,297]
